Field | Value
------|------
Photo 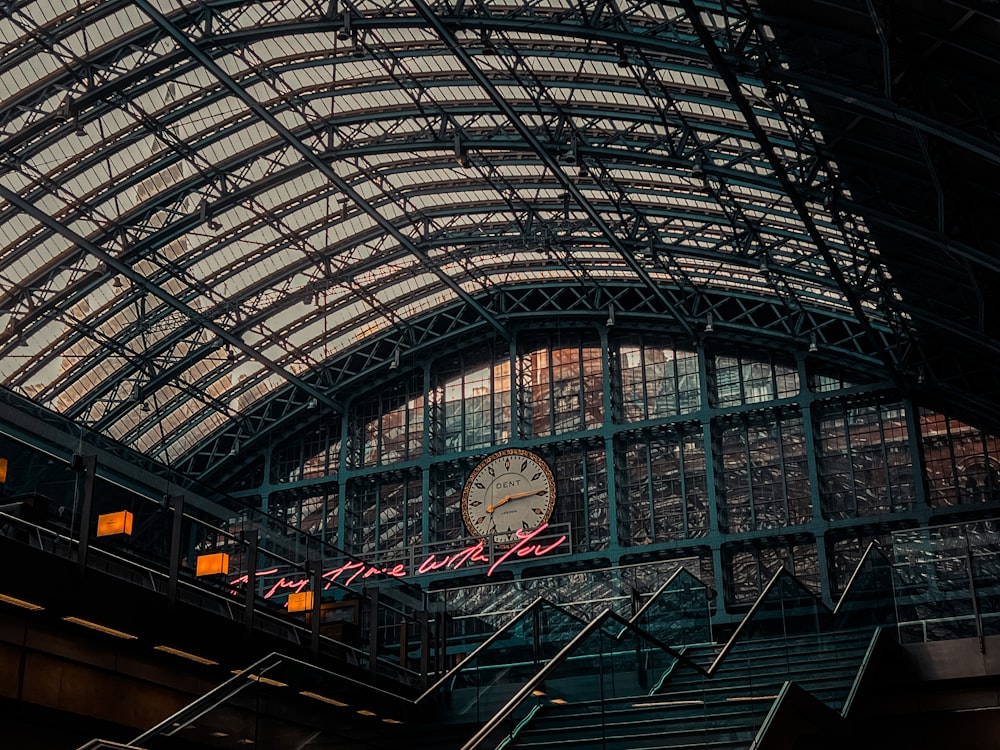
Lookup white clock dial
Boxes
[461,448,556,547]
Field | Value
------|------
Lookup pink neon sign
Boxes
[229,523,568,600]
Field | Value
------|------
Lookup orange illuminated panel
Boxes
[96,510,134,537]
[287,591,314,612]
[0,457,7,483]
[196,552,230,576]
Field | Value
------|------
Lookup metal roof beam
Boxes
[776,70,1000,168]
[0,184,342,416]
[132,0,510,343]
[181,282,887,480]
[679,0,906,383]
[412,0,698,339]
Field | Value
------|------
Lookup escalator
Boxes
[78,566,713,748]
[469,544,896,750]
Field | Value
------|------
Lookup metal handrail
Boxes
[706,566,799,674]
[464,558,885,750]
[0,510,422,681]
[128,649,422,748]
[709,544,893,676]
[414,595,588,703]
[630,565,708,622]
[840,626,885,717]
[460,607,699,750]
[131,652,284,744]
[460,609,614,750]
[831,541,893,616]
[746,680,793,750]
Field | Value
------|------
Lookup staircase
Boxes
[508,627,875,749]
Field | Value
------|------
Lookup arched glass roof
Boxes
[1,0,997,471]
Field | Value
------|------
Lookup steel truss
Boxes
[1,0,993,473]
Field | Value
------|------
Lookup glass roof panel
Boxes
[0,0,904,460]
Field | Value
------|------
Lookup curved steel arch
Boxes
[3,0,990,473]
[173,280,894,480]
[13,117,844,434]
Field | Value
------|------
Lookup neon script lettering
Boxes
[229,523,567,599]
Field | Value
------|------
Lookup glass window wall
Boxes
[252,334,1000,616]
[346,377,423,469]
[815,401,913,519]
[618,336,700,421]
[431,348,512,454]
[618,425,709,546]
[550,445,610,552]
[724,539,819,604]
[718,411,811,532]
[713,350,798,407]
[921,409,1000,507]
[519,334,604,438]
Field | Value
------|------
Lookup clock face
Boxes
[461,448,556,547]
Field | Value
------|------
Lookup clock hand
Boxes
[486,489,546,513]
[485,496,510,514]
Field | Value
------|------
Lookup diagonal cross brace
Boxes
[412,0,697,340]
[0,183,342,413]
[133,0,510,343]
[678,0,904,384]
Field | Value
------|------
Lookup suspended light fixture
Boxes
[197,199,221,230]
[808,333,818,353]
[5,320,23,347]
[558,140,577,165]
[389,347,401,370]
[823,188,836,210]
[615,44,629,68]
[288,591,314,612]
[454,132,468,167]
[704,312,714,333]
[96,510,134,537]
[690,154,706,182]
[337,12,352,40]
[195,552,230,577]
[61,95,85,134]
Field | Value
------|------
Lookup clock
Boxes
[461,448,557,546]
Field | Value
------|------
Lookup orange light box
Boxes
[195,552,230,577]
[96,510,134,537]
[287,591,314,612]
[0,457,7,483]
